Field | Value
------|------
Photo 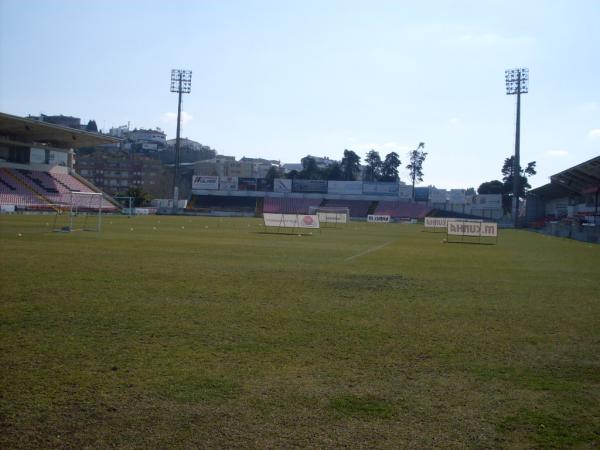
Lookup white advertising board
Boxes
[317,212,348,224]
[192,175,219,190]
[367,214,391,223]
[0,205,16,213]
[425,217,480,228]
[263,213,320,229]
[429,187,447,203]
[398,186,413,200]
[424,217,448,228]
[274,178,292,193]
[219,176,238,191]
[327,181,363,195]
[449,189,466,205]
[472,194,502,208]
[447,220,498,237]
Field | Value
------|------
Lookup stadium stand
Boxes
[526,156,600,243]
[263,197,323,214]
[1,168,117,211]
[0,168,48,207]
[374,201,431,219]
[321,199,374,218]
[0,112,121,213]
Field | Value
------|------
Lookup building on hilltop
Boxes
[75,151,170,198]
[194,155,278,178]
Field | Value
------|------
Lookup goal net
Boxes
[53,191,104,232]
[308,206,349,227]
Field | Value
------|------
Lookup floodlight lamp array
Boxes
[505,67,529,95]
[170,69,192,93]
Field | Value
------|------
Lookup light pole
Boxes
[170,69,192,213]
[505,67,528,227]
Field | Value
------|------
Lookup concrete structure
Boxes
[526,156,600,242]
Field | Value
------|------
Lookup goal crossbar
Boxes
[53,191,104,232]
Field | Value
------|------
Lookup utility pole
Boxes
[170,69,192,214]
[505,67,528,227]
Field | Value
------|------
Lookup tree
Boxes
[123,186,151,207]
[286,169,300,180]
[323,161,344,180]
[501,156,537,213]
[299,156,322,179]
[477,180,504,195]
[85,120,98,132]
[381,152,401,182]
[341,149,361,181]
[465,187,476,196]
[363,150,382,182]
[406,143,427,200]
[264,165,283,183]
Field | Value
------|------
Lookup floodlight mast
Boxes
[505,67,528,227]
[170,69,192,213]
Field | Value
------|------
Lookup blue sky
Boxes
[1,0,598,189]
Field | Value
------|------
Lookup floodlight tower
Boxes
[170,69,192,213]
[505,67,528,227]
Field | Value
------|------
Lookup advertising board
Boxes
[317,212,348,224]
[363,182,399,195]
[219,176,238,191]
[472,194,502,208]
[367,215,391,223]
[424,217,449,228]
[263,213,320,229]
[449,189,466,205]
[238,177,257,191]
[192,175,219,190]
[429,187,447,203]
[327,181,363,195]
[274,178,292,193]
[447,220,498,237]
[292,179,328,193]
[398,186,413,200]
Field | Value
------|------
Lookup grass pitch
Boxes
[1,214,599,448]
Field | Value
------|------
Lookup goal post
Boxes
[308,206,350,227]
[53,191,104,232]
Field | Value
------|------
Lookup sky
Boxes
[0,0,598,189]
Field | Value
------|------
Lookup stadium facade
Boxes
[185,175,503,220]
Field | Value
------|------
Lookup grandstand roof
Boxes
[528,182,574,198]
[0,112,120,149]
[550,156,600,194]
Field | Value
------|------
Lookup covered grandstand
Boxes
[0,112,120,212]
[526,156,600,242]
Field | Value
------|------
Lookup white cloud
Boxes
[587,128,600,139]
[162,111,193,125]
[545,149,569,158]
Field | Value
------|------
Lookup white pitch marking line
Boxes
[345,240,394,262]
